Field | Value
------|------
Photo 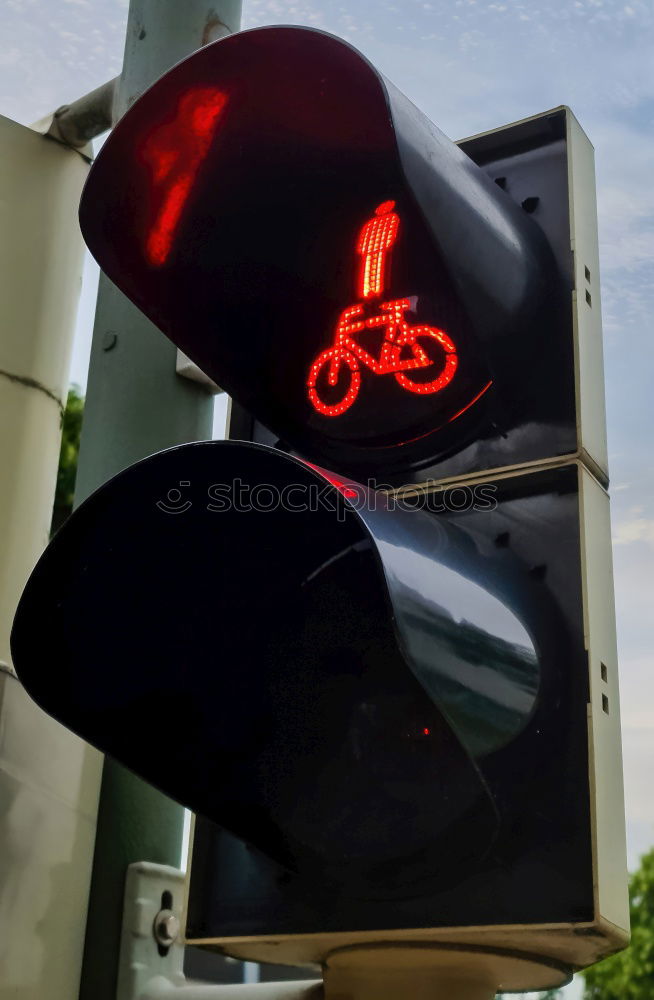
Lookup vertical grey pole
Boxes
[76,3,242,998]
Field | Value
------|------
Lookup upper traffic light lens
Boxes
[79,26,507,476]
[140,87,228,267]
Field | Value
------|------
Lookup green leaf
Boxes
[583,847,654,999]
[51,384,84,535]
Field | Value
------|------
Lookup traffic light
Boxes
[11,24,627,995]
[77,25,604,487]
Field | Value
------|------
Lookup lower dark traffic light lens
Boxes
[12,441,569,897]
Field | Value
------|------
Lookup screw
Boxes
[153,909,180,948]
[521,196,540,214]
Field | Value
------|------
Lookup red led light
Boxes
[307,201,460,418]
[394,321,458,395]
[307,299,458,416]
[423,728,431,736]
[302,463,360,500]
[141,89,227,267]
[308,346,361,418]
[356,200,400,300]
[447,380,493,423]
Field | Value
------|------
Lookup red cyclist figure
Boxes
[356,199,401,300]
[307,200,459,418]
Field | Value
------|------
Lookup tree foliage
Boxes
[52,384,84,534]
[583,848,654,999]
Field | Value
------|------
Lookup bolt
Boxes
[203,16,232,44]
[153,909,180,948]
[521,196,540,214]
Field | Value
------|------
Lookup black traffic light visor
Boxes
[12,441,552,890]
[79,26,555,477]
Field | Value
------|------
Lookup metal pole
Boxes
[137,975,497,1000]
[0,115,98,1000]
[141,983,323,1000]
[44,77,119,148]
[76,3,242,998]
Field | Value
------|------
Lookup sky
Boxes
[2,1,654,996]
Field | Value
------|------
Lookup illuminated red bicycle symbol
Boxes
[307,299,458,417]
[307,200,458,418]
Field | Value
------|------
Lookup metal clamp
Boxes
[117,862,322,1000]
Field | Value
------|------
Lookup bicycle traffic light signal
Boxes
[77,25,601,485]
[11,24,627,995]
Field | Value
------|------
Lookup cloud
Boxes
[0,48,22,68]
[0,1,127,124]
[613,516,654,545]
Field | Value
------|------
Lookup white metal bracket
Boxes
[117,862,187,1000]
[176,350,223,394]
[117,862,321,1000]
